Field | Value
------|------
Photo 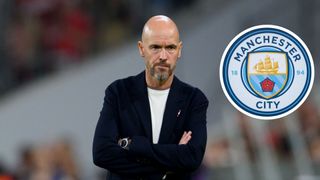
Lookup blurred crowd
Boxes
[0,139,79,180]
[203,98,320,178]
[0,0,195,96]
[1,0,94,91]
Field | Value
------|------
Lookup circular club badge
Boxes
[220,25,314,120]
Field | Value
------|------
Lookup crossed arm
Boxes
[126,102,208,172]
[92,87,208,175]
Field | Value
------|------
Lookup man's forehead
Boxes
[144,35,179,45]
[143,29,179,43]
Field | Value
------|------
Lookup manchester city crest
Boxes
[220,25,314,120]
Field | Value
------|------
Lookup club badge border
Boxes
[220,25,314,120]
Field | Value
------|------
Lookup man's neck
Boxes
[145,72,173,90]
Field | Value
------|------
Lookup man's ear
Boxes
[178,41,183,58]
[138,41,145,57]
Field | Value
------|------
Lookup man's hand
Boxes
[179,131,192,145]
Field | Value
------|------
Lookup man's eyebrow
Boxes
[165,44,177,48]
[149,44,161,48]
[149,44,177,48]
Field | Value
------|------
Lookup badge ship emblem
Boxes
[248,52,288,99]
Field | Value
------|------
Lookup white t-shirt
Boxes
[147,88,170,144]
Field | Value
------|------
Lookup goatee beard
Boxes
[150,66,171,83]
[155,73,169,82]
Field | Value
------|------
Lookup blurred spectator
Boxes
[298,100,320,163]
[51,139,79,180]
[237,114,257,162]
[298,100,320,140]
[15,146,35,180]
[29,145,54,180]
[13,139,80,180]
[204,138,232,168]
[42,0,93,69]
[5,12,40,85]
[309,136,320,163]
[265,119,292,159]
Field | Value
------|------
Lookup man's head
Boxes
[138,15,182,85]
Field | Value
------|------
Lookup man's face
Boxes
[138,29,182,82]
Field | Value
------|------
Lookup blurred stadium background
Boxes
[0,0,319,179]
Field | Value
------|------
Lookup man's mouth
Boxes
[155,64,170,68]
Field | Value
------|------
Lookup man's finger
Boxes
[179,131,193,145]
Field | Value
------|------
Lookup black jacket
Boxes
[93,71,209,180]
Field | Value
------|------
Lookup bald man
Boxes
[93,15,208,180]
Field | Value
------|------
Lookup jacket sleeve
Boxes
[128,90,209,172]
[92,84,162,175]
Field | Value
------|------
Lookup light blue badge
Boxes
[220,25,314,120]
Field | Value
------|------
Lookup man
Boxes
[93,15,209,180]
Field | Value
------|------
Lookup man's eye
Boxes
[166,46,176,52]
[150,46,160,50]
[167,46,176,50]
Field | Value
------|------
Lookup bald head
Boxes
[141,15,180,43]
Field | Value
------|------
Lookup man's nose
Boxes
[159,48,168,60]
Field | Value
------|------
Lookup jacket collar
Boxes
[132,71,185,101]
